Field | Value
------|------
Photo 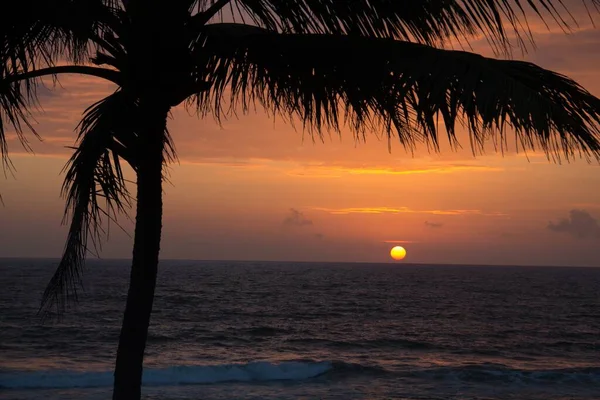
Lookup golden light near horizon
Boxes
[390,246,407,261]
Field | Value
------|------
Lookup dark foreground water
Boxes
[1,259,599,400]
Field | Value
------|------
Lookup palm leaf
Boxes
[39,89,176,318]
[195,0,600,49]
[0,0,120,165]
[0,75,40,170]
[39,90,135,318]
[196,24,600,160]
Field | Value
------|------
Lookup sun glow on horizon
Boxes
[390,246,407,261]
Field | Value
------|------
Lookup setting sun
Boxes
[390,246,407,261]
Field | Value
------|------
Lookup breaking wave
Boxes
[0,361,332,389]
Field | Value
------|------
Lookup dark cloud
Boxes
[547,210,600,239]
[283,208,313,227]
[424,221,444,228]
[314,233,325,240]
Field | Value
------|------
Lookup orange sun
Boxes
[390,246,407,261]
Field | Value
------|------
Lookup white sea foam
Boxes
[0,361,332,389]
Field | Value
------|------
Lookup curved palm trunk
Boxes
[112,106,168,400]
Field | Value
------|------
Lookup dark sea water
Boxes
[1,259,599,400]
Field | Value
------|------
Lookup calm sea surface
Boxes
[1,259,599,399]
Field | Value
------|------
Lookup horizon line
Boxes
[0,256,598,269]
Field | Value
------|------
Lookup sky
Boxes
[1,2,600,267]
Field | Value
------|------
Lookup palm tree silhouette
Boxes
[2,1,600,399]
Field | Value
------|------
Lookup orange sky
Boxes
[1,3,600,266]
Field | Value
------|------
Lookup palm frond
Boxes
[1,0,120,62]
[196,24,600,161]
[0,74,39,170]
[39,90,135,318]
[195,0,600,50]
[0,0,121,164]
[39,89,176,318]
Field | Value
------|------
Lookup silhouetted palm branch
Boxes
[196,24,600,160]
[196,0,600,50]
[39,89,176,317]
[0,0,120,166]
[39,90,134,317]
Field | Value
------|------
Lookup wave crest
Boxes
[0,361,332,389]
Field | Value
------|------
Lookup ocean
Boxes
[1,259,599,400]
